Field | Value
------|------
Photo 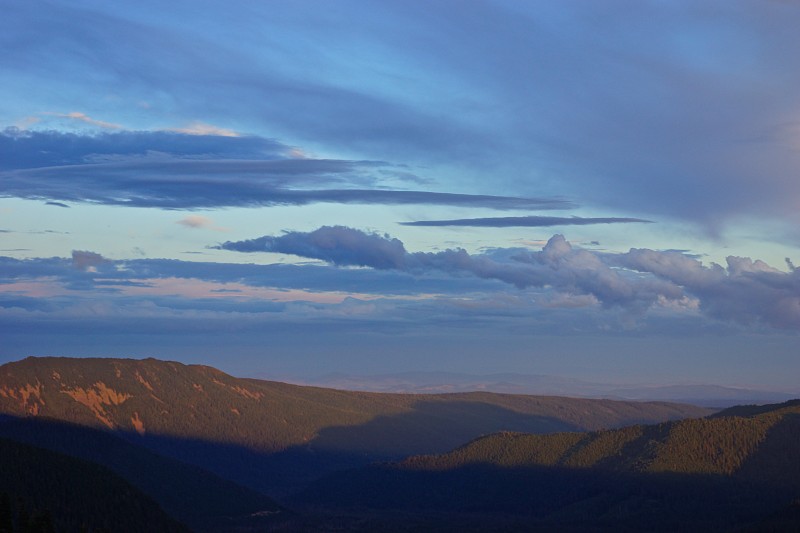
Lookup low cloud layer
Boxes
[71,250,108,272]
[218,226,800,330]
[1,232,798,388]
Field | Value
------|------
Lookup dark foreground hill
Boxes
[0,436,187,532]
[0,417,284,532]
[297,400,800,531]
[0,356,711,498]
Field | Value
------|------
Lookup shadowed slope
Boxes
[296,400,800,531]
[395,400,800,479]
[0,416,283,532]
[0,437,188,533]
[0,356,712,496]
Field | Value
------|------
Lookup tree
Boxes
[0,492,12,533]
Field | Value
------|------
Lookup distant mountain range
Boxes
[295,370,797,407]
[0,356,796,531]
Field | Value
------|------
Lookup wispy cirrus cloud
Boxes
[44,111,122,130]
[400,216,653,227]
[176,215,228,232]
[165,121,241,137]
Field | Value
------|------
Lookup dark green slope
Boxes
[710,398,800,419]
[401,399,800,480]
[0,436,187,533]
[296,400,800,531]
[0,356,711,495]
[0,417,283,532]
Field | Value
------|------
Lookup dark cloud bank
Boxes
[0,128,570,210]
[5,2,800,228]
[217,226,800,330]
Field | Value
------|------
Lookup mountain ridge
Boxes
[0,356,713,444]
[1,356,796,531]
[293,370,797,407]
[0,355,712,497]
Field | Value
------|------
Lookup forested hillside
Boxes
[297,400,800,531]
[0,356,711,496]
[0,437,187,532]
[0,418,283,532]
[401,399,800,478]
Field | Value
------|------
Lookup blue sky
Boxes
[1,0,799,390]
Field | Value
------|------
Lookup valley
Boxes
[0,356,796,531]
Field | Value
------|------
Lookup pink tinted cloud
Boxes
[175,215,229,232]
[109,277,385,304]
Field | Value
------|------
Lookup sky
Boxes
[1,0,799,391]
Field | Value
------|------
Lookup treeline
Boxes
[402,400,800,481]
[0,418,284,532]
[296,462,791,531]
[0,492,54,533]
